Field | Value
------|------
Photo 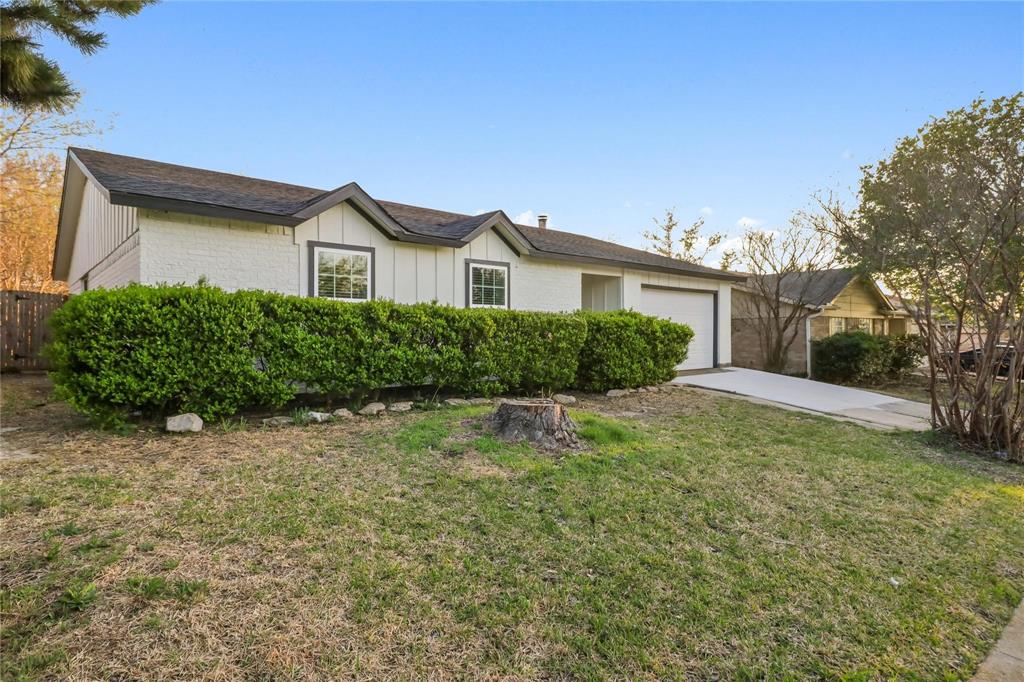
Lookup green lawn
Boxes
[2,378,1022,679]
[851,374,935,405]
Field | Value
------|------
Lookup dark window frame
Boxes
[307,241,376,301]
[464,259,511,309]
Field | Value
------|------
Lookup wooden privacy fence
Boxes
[1,291,67,371]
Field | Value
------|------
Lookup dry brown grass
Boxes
[2,374,1022,680]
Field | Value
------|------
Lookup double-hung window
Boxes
[468,261,509,309]
[313,245,372,302]
[828,317,846,335]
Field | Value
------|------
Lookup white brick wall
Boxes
[140,212,298,294]
[511,257,586,312]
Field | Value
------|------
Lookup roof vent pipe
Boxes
[537,214,548,230]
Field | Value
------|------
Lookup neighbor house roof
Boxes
[754,268,859,308]
[58,148,743,282]
[743,268,899,312]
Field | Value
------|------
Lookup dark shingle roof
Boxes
[516,224,736,278]
[68,147,742,281]
[377,201,498,239]
[70,147,322,216]
[754,269,857,307]
[376,200,737,278]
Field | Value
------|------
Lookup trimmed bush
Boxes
[812,331,923,384]
[573,310,694,391]
[885,334,926,379]
[48,285,691,423]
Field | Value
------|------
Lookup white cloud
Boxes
[716,235,743,252]
[700,206,714,215]
[623,201,633,209]
[841,149,855,160]
[513,210,536,226]
[736,216,763,228]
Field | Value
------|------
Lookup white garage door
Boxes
[639,287,716,370]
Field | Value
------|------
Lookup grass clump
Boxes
[52,521,84,537]
[124,576,208,602]
[394,412,459,452]
[576,413,642,446]
[54,583,98,615]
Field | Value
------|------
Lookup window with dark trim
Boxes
[312,246,372,302]
[468,262,508,308]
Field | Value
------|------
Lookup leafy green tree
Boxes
[1,0,153,111]
[822,94,1023,461]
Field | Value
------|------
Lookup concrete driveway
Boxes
[673,368,931,431]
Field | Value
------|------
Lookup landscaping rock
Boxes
[166,413,203,433]
[645,386,661,393]
[261,416,294,427]
[606,389,628,397]
[468,398,492,406]
[389,401,413,412]
[307,411,332,423]
[331,408,353,418]
[0,426,22,434]
[553,394,577,405]
[358,402,386,416]
[444,398,471,407]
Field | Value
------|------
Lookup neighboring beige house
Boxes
[52,148,744,371]
[732,268,910,375]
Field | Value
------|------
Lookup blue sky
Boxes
[46,1,1023,259]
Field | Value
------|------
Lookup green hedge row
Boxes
[812,331,924,384]
[48,285,693,422]
[574,311,695,392]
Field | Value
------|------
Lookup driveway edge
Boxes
[973,600,1024,680]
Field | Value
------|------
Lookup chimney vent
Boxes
[537,214,548,230]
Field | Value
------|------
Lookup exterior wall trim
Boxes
[74,230,140,290]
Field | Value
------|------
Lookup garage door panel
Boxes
[639,287,716,370]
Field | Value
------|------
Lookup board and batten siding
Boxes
[67,180,139,293]
[293,204,583,312]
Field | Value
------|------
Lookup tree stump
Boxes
[487,399,581,450]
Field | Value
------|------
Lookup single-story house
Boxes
[52,148,745,370]
[731,268,911,375]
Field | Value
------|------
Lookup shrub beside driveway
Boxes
[1,374,1022,679]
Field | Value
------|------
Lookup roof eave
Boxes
[529,249,745,281]
[110,192,304,227]
[52,151,91,280]
[292,182,406,238]
[458,211,533,255]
